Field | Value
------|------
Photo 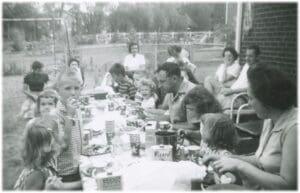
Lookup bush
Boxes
[10,28,25,52]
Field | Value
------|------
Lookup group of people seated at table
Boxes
[15,42,297,190]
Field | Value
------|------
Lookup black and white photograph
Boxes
[2,1,298,190]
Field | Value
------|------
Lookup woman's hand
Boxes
[203,154,221,165]
[45,176,63,190]
[212,157,244,173]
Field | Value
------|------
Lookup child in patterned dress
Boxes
[14,117,63,190]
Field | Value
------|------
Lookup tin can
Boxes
[187,145,201,163]
[83,130,90,146]
[95,172,123,190]
[151,145,173,161]
[129,132,141,156]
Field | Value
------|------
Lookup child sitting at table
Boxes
[14,117,65,190]
[109,63,137,100]
[35,89,60,117]
[135,78,158,109]
[199,113,237,156]
[55,69,83,189]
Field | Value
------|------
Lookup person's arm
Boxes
[61,181,83,190]
[172,122,196,131]
[220,87,247,96]
[128,84,137,100]
[158,94,170,110]
[213,127,297,190]
[230,154,261,168]
[22,83,37,101]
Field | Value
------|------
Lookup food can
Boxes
[151,145,173,161]
[187,145,201,163]
[82,130,90,146]
[95,172,123,190]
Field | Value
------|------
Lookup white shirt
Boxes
[124,53,146,72]
[216,62,241,82]
[230,63,250,90]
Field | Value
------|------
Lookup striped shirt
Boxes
[56,101,82,176]
[116,77,137,100]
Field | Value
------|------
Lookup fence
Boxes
[3,42,224,77]
[77,31,213,45]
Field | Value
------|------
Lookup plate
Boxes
[82,145,111,156]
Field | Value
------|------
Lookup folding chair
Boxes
[225,92,264,155]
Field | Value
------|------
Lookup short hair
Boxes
[167,45,182,57]
[68,58,80,67]
[247,65,296,110]
[31,61,44,70]
[22,117,59,168]
[156,62,181,77]
[128,42,139,53]
[109,63,125,76]
[247,44,260,56]
[200,113,238,151]
[182,86,222,116]
[36,89,60,115]
[137,78,156,94]
[222,47,239,61]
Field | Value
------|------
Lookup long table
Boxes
[79,97,207,191]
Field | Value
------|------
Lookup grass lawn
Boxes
[2,53,220,190]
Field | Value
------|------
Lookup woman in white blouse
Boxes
[204,47,241,96]
[123,42,146,73]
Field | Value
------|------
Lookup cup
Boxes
[187,145,201,163]
[129,132,141,156]
[105,120,115,145]
[159,121,171,131]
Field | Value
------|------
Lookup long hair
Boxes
[200,113,238,152]
[22,117,59,169]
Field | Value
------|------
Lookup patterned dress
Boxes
[14,159,57,190]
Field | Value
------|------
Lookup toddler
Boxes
[135,78,158,109]
[36,89,60,117]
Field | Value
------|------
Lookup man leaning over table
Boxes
[145,62,196,123]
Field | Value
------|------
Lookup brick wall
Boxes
[239,3,297,79]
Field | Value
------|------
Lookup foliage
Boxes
[10,28,25,51]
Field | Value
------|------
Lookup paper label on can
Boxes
[96,175,122,190]
[151,145,172,161]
